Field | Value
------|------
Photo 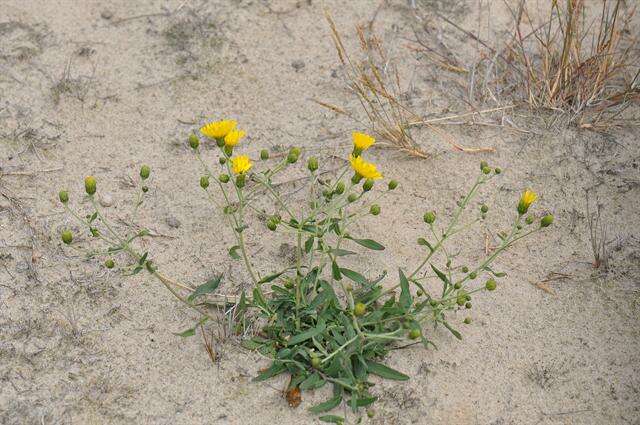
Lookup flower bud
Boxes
[388,180,398,190]
[140,165,151,180]
[423,211,436,224]
[142,185,149,193]
[461,266,469,273]
[465,302,472,309]
[216,138,225,148]
[188,134,200,150]
[307,157,318,172]
[266,218,277,231]
[485,279,497,291]
[105,259,115,269]
[469,271,477,280]
[429,299,438,307]
[347,193,358,203]
[454,282,461,289]
[354,302,366,316]
[370,204,381,216]
[219,174,230,183]
[58,190,69,204]
[61,230,73,245]
[90,227,100,237]
[219,157,227,165]
[286,151,299,164]
[334,181,345,195]
[235,174,246,188]
[540,214,554,227]
[463,317,472,324]
[351,173,362,184]
[260,149,269,160]
[408,329,421,340]
[494,167,502,174]
[362,179,374,192]
[525,215,535,225]
[84,176,97,195]
[200,175,210,189]
[223,145,233,157]
[310,357,322,369]
[481,204,488,213]
[480,161,488,170]
[482,166,491,174]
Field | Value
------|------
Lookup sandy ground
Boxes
[1,0,639,424]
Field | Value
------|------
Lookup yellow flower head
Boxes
[200,120,237,140]
[352,132,375,153]
[231,155,252,175]
[518,189,537,214]
[224,129,246,147]
[349,155,382,180]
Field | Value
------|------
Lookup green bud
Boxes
[454,282,461,289]
[388,180,398,190]
[525,215,535,225]
[90,227,100,237]
[291,147,301,157]
[408,329,421,340]
[485,279,497,291]
[351,173,362,184]
[200,175,210,189]
[334,181,345,195]
[307,157,318,172]
[219,174,230,183]
[266,219,277,231]
[367,410,375,419]
[84,176,97,195]
[429,299,438,307]
[219,157,227,165]
[465,302,472,309]
[494,167,502,174]
[286,151,299,164]
[188,134,199,150]
[416,290,423,296]
[423,211,436,224]
[260,149,269,160]
[61,230,73,245]
[235,174,246,188]
[482,166,491,175]
[216,138,225,148]
[140,165,151,180]
[461,266,469,273]
[517,224,523,230]
[347,193,358,203]
[105,259,115,269]
[58,190,69,204]
[362,179,374,192]
[354,302,367,317]
[370,204,381,216]
[310,357,322,369]
[481,204,489,213]
[142,185,149,193]
[480,161,488,170]
[463,317,472,324]
[223,145,233,157]
[457,296,466,306]
[469,271,477,280]
[540,214,554,228]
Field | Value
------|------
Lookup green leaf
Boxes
[331,260,342,281]
[347,237,385,251]
[366,361,409,381]
[253,362,287,381]
[138,252,148,265]
[88,212,98,223]
[319,415,344,424]
[173,316,208,337]
[299,372,326,390]
[258,269,287,284]
[309,390,342,413]
[228,245,241,260]
[430,264,450,287]
[339,268,368,286]
[352,396,377,407]
[252,287,269,312]
[443,321,463,340]
[187,275,222,302]
[329,248,356,257]
[287,319,326,346]
[399,269,412,310]
[304,236,314,253]
[417,237,433,251]
[484,266,506,277]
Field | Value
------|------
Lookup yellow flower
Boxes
[352,132,375,153]
[224,129,246,147]
[349,155,382,180]
[517,189,537,214]
[231,155,252,174]
[200,120,237,139]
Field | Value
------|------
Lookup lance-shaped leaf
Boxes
[187,275,222,302]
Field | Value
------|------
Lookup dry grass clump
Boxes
[475,0,639,130]
[321,12,429,158]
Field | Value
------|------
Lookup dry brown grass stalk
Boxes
[476,0,639,131]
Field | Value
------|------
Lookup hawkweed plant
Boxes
[58,119,554,422]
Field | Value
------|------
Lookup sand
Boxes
[1,1,639,424]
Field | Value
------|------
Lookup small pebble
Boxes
[101,10,113,20]
[166,216,181,228]
[99,194,114,207]
[291,60,305,72]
